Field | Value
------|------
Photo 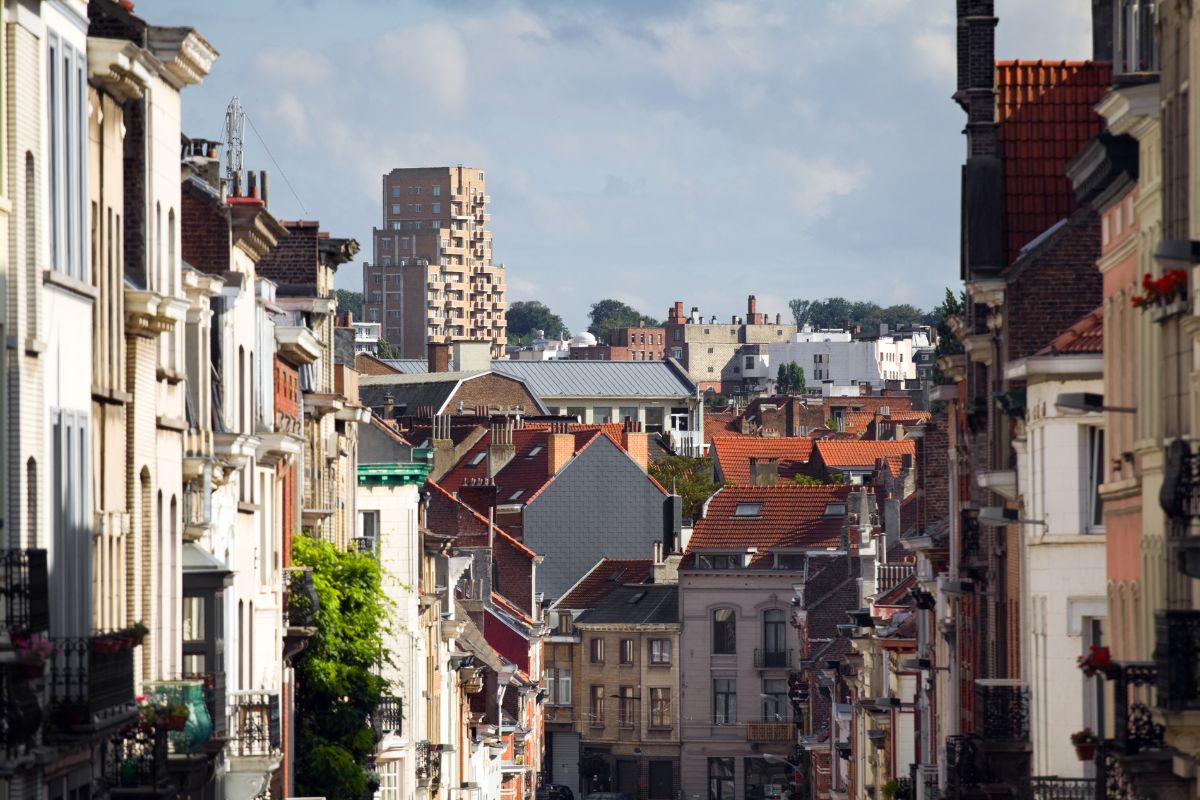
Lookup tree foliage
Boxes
[789,296,935,332]
[648,456,719,522]
[932,287,965,358]
[775,362,807,395]
[292,535,393,800]
[336,290,363,320]
[375,339,400,360]
[507,300,568,343]
[587,298,660,341]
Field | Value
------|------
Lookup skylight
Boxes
[468,452,487,467]
[734,503,762,517]
[527,446,543,457]
[627,591,647,604]
[508,489,525,501]
[824,503,847,517]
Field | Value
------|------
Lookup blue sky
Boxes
[156,0,1092,332]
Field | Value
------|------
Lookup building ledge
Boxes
[255,432,303,466]
[976,470,1017,501]
[304,392,343,416]
[1099,476,1141,501]
[275,325,322,366]
[213,432,261,464]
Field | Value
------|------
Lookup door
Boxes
[649,760,674,799]
[616,759,639,797]
[551,731,580,797]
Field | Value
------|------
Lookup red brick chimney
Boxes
[747,294,757,324]
[547,433,574,476]
[621,417,648,472]
[459,477,498,518]
[428,342,451,373]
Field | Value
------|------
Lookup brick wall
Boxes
[450,375,541,415]
[917,413,950,532]
[181,184,231,275]
[274,356,299,419]
[258,220,319,287]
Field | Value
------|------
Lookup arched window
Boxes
[238,346,246,432]
[712,608,736,654]
[155,201,162,292]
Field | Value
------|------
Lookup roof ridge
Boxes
[425,479,538,558]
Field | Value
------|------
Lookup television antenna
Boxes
[223,96,244,193]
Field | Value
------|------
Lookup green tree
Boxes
[336,289,363,320]
[648,456,719,522]
[587,298,660,341]
[376,339,400,360]
[293,535,393,800]
[792,474,825,486]
[507,300,568,343]
[776,362,806,395]
[788,296,937,333]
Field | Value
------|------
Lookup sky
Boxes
[157,0,1093,333]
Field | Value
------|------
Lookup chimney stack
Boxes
[621,417,649,472]
[459,477,499,518]
[547,432,574,476]
[488,420,517,477]
[384,394,394,419]
[749,457,779,486]
[428,342,451,373]
[747,295,757,324]
[247,170,258,199]
[776,312,781,325]
[260,170,269,208]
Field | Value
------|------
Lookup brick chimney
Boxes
[460,477,498,519]
[747,294,757,324]
[750,457,779,486]
[547,432,575,476]
[428,341,451,373]
[488,420,516,477]
[621,417,649,472]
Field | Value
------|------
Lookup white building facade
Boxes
[767,326,932,389]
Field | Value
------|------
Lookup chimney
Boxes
[488,420,516,477]
[459,477,498,519]
[430,414,456,481]
[663,493,682,552]
[547,432,574,476]
[621,417,649,472]
[247,170,259,199]
[749,457,779,486]
[384,394,394,419]
[260,170,269,208]
[232,171,242,197]
[776,313,781,325]
[747,294,757,323]
[428,342,451,373]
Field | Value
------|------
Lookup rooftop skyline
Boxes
[165,0,1092,331]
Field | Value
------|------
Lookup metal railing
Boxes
[975,680,1029,742]
[745,722,793,742]
[1025,777,1098,799]
[373,696,403,738]
[47,636,136,733]
[754,648,794,669]
[0,549,49,634]
[227,691,280,758]
[101,723,170,792]
[1154,609,1200,711]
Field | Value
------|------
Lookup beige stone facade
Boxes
[362,167,506,358]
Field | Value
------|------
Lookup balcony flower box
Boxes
[1132,270,1189,321]
[1070,727,1098,761]
[1077,645,1114,678]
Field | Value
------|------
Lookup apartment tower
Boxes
[362,167,507,358]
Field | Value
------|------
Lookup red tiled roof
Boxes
[813,439,916,473]
[556,559,654,609]
[710,436,814,485]
[1035,306,1103,356]
[996,60,1112,263]
[438,428,603,502]
[687,485,852,565]
[491,591,535,627]
[704,411,744,442]
[425,480,537,558]
[371,413,414,446]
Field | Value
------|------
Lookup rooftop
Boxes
[710,436,814,485]
[376,358,698,399]
[813,439,916,472]
[1034,306,1103,356]
[556,559,654,610]
[575,584,678,626]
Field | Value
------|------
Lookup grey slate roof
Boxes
[489,359,696,399]
[359,371,477,416]
[574,584,679,626]
[381,359,430,374]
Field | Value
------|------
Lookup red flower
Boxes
[1077,644,1112,677]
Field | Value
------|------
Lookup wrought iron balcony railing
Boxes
[0,549,49,635]
[1154,609,1200,712]
[974,680,1030,743]
[1109,662,1163,755]
[47,636,136,734]
[227,691,280,758]
[745,722,793,742]
[754,648,794,669]
[1025,776,1098,799]
[101,723,170,792]
[373,696,403,739]
[0,662,43,755]
[416,739,442,787]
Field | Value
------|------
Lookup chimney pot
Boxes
[260,170,269,208]
[247,170,258,198]
[232,171,242,197]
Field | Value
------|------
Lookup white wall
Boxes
[769,329,929,387]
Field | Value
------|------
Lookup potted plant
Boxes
[161,703,190,731]
[1131,269,1189,316]
[14,633,57,678]
[128,621,149,646]
[881,779,900,799]
[1076,645,1114,678]
[1071,727,1099,761]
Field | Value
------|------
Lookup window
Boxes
[707,347,714,354]
[649,639,671,665]
[1087,426,1105,530]
[590,685,605,723]
[391,204,401,215]
[641,687,670,729]
[391,186,401,197]
[544,667,572,705]
[358,510,379,541]
[763,609,787,665]
[409,186,421,195]
[557,611,572,634]
[708,758,734,800]
[390,222,402,230]
[432,202,441,214]
[382,256,391,266]
[762,678,789,721]
[671,347,683,359]
[47,35,87,280]
[712,609,736,654]
[697,553,744,570]
[618,686,636,727]
[590,637,605,664]
[707,367,714,373]
[399,237,408,248]
[774,553,805,570]
[744,356,754,369]
[51,409,89,637]
[712,679,736,724]
[411,203,422,213]
[620,639,635,665]
[734,503,762,517]
[432,185,441,196]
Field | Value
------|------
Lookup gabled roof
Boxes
[575,584,678,626]
[489,359,697,399]
[687,485,852,565]
[556,559,654,610]
[381,358,430,374]
[425,480,537,558]
[710,436,814,485]
[358,370,548,417]
[996,59,1112,263]
[704,410,744,442]
[1034,306,1103,356]
[437,427,604,504]
[813,439,915,472]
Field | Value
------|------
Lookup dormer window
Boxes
[773,553,805,570]
[823,503,847,517]
[697,553,746,570]
[508,489,525,502]
[734,503,762,518]
[468,452,486,467]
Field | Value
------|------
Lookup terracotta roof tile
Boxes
[1034,306,1103,356]
[425,480,537,558]
[703,411,744,442]
[814,439,915,473]
[686,485,852,565]
[710,436,814,485]
[556,559,654,609]
[995,60,1113,263]
[438,428,602,502]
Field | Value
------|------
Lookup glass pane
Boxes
[183,596,205,642]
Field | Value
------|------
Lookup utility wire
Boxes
[244,112,309,216]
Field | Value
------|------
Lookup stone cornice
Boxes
[145,27,218,88]
[230,201,288,263]
[87,37,145,102]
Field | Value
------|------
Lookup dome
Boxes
[570,331,597,347]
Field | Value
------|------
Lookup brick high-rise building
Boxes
[362,166,507,358]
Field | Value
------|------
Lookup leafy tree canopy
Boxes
[293,535,394,800]
[587,298,660,341]
[648,456,719,522]
[776,362,807,395]
[336,290,363,320]
[376,339,400,360]
[507,300,568,344]
[789,297,935,333]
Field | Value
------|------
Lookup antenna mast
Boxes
[223,96,244,193]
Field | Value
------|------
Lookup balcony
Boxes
[373,696,403,739]
[0,549,49,635]
[225,691,282,800]
[1154,609,1200,711]
[416,740,443,789]
[102,724,172,797]
[1,662,44,758]
[754,648,794,669]
[974,680,1029,743]
[745,722,793,742]
[47,636,137,737]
